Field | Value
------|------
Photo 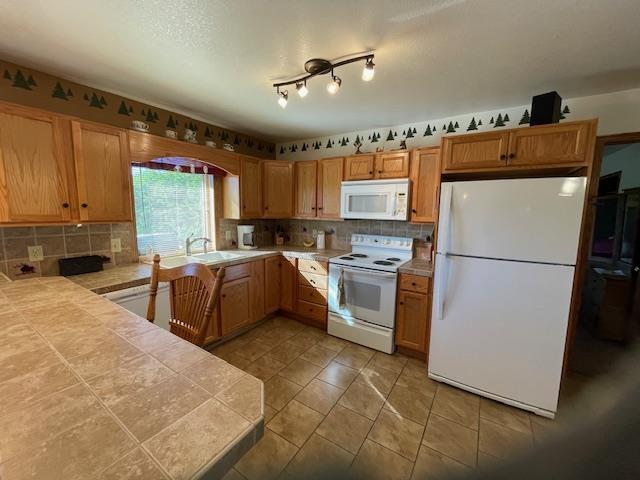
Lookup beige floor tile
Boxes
[349,439,413,480]
[278,358,323,386]
[181,356,246,396]
[300,344,338,367]
[317,334,349,352]
[267,400,324,447]
[339,380,387,420]
[369,351,408,374]
[88,355,174,407]
[110,374,210,442]
[282,433,353,479]
[316,361,359,389]
[395,371,438,397]
[355,362,401,396]
[254,326,297,346]
[477,450,502,473]
[295,378,344,415]
[1,409,135,480]
[412,445,472,480]
[402,358,428,378]
[221,468,246,480]
[145,399,250,480]
[235,429,298,480]
[235,339,273,362]
[265,374,303,410]
[431,385,480,430]
[316,404,373,455]
[214,350,252,370]
[244,355,286,381]
[530,415,561,444]
[480,398,532,434]
[334,344,375,370]
[384,384,433,425]
[0,383,102,462]
[264,404,278,423]
[288,329,322,349]
[263,341,307,365]
[422,414,478,467]
[216,375,264,423]
[478,417,533,460]
[99,448,165,480]
[368,409,424,461]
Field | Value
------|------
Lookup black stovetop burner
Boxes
[340,256,354,260]
[373,260,394,266]
[386,257,401,262]
[350,253,368,258]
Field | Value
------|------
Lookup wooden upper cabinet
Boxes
[241,156,262,218]
[410,147,440,223]
[375,152,410,178]
[507,121,593,167]
[317,157,344,219]
[441,131,510,172]
[294,160,317,218]
[263,161,293,217]
[0,104,72,223]
[344,154,375,180]
[71,120,132,222]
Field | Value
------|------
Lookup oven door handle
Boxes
[339,267,397,279]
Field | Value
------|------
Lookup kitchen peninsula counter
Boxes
[0,276,263,479]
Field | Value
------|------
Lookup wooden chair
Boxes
[146,254,225,347]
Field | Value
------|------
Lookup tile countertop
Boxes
[398,258,434,277]
[69,247,349,294]
[0,276,264,480]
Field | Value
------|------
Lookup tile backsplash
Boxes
[217,218,434,251]
[0,223,136,279]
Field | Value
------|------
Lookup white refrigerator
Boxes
[429,177,587,417]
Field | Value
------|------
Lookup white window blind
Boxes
[132,165,214,257]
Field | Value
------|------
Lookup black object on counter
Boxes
[58,255,104,276]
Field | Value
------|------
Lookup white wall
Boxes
[276,87,640,160]
[601,143,640,192]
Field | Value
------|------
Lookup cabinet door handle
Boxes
[369,171,373,174]
[62,203,69,208]
[221,294,226,298]
[264,206,269,210]
[81,203,88,208]
[399,301,404,305]
[378,170,382,174]
[412,208,417,213]
[509,153,516,159]
[318,207,323,210]
[411,282,416,286]
[500,154,507,161]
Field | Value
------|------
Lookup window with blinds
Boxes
[132,165,215,257]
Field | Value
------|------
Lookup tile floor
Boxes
[208,316,566,480]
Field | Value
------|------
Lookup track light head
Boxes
[296,81,309,98]
[362,58,375,81]
[326,74,342,95]
[277,89,288,108]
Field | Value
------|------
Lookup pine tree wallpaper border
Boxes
[0,59,275,158]
[276,102,576,159]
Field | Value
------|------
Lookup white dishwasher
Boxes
[103,284,171,331]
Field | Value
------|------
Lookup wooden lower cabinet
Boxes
[280,256,297,312]
[395,274,432,356]
[295,259,328,327]
[220,276,252,336]
[264,256,281,314]
[250,259,265,321]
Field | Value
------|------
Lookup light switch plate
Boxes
[28,245,44,262]
[111,238,122,253]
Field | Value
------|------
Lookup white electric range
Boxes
[328,234,414,353]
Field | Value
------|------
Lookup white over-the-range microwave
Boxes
[340,178,410,221]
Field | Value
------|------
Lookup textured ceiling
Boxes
[1,0,639,141]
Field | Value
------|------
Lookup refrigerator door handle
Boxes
[435,254,450,320]
[439,184,453,255]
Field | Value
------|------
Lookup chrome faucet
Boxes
[185,233,212,256]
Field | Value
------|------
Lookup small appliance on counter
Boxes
[237,225,257,249]
[316,230,326,249]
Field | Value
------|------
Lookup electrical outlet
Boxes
[28,245,44,261]
[225,231,232,240]
[111,238,122,253]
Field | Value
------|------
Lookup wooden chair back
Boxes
[146,254,225,347]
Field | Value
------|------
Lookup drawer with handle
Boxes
[297,285,328,305]
[399,273,430,293]
[222,262,252,283]
[298,259,328,275]
[297,271,328,290]
[296,300,327,323]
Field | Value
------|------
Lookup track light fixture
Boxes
[296,81,308,98]
[273,53,374,107]
[277,87,288,109]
